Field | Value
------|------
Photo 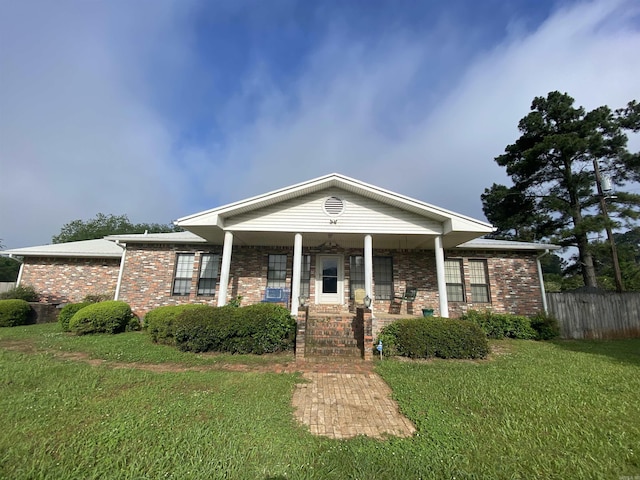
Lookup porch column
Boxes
[291,233,303,316]
[434,235,449,317]
[217,231,234,307]
[364,234,373,306]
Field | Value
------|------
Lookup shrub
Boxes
[58,302,92,332]
[377,317,489,359]
[0,299,33,327]
[145,304,212,345]
[173,303,296,354]
[83,292,114,303]
[68,300,133,335]
[0,285,39,302]
[461,310,537,339]
[529,311,560,340]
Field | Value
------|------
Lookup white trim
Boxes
[537,249,550,314]
[114,244,127,300]
[364,234,373,309]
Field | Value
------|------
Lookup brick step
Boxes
[305,337,361,348]
[305,328,360,337]
[306,319,358,327]
[305,346,363,358]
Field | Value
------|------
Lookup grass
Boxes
[1,323,639,479]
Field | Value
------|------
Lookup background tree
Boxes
[482,91,640,289]
[52,213,181,244]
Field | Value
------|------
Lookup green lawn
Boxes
[1,323,639,479]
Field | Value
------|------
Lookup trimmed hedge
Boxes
[145,304,213,345]
[377,317,489,359]
[68,301,134,335]
[173,303,296,354]
[460,310,537,340]
[58,302,92,332]
[0,299,33,327]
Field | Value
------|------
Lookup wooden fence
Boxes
[546,292,640,339]
[0,282,16,294]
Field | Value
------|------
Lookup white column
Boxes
[434,235,449,317]
[364,234,373,305]
[291,233,303,316]
[217,231,234,307]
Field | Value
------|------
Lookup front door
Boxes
[316,255,343,304]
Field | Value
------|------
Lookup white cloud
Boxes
[195,0,640,218]
[1,0,638,249]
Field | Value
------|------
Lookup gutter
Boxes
[8,254,25,287]
[114,241,127,300]
[536,249,550,314]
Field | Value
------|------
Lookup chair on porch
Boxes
[394,287,417,303]
[261,287,290,308]
[390,287,417,314]
[354,288,366,307]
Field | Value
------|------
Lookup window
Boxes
[267,254,287,289]
[197,254,220,296]
[172,254,195,296]
[349,256,365,298]
[445,259,464,302]
[374,256,393,300]
[300,255,311,298]
[349,256,393,300]
[469,259,490,303]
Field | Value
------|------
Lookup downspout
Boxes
[114,241,126,300]
[536,249,550,314]
[9,254,24,286]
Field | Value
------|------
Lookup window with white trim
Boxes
[445,259,465,302]
[172,253,195,296]
[197,253,220,296]
[469,259,490,303]
[267,254,287,289]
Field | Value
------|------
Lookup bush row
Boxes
[145,303,296,354]
[460,310,559,340]
[0,299,33,327]
[377,317,489,359]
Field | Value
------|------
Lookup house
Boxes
[4,174,558,355]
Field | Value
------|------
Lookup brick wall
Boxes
[19,257,120,304]
[18,244,545,322]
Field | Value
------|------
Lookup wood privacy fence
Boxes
[0,282,16,294]
[546,292,640,339]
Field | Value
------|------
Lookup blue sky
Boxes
[1,0,639,249]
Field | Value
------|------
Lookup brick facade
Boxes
[19,257,120,304]
[20,244,544,321]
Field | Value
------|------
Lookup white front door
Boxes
[316,255,343,304]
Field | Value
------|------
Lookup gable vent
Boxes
[324,196,344,216]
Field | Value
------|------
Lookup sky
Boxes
[1,0,639,249]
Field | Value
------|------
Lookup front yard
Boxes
[1,323,638,479]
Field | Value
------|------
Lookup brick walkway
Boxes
[291,363,416,440]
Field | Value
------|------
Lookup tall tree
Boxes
[482,91,640,288]
[52,213,180,244]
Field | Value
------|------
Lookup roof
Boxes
[458,238,561,251]
[1,239,124,258]
[175,173,495,248]
[104,231,207,244]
